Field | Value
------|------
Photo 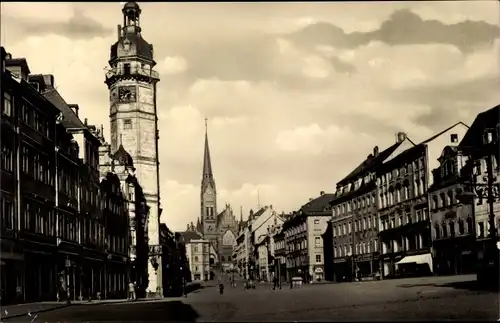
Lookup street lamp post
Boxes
[457,126,500,288]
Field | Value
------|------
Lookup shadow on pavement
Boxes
[439,280,499,293]
[186,283,204,294]
[6,300,200,322]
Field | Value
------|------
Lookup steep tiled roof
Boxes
[179,231,202,244]
[43,86,85,129]
[337,142,402,186]
[421,121,469,145]
[459,105,500,151]
[301,193,336,213]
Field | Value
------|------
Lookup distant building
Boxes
[181,229,218,281]
[195,120,240,271]
[284,193,334,282]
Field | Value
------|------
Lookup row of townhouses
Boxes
[231,105,499,286]
[0,41,188,304]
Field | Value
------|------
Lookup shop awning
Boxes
[395,253,433,272]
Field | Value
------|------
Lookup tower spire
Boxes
[202,118,213,178]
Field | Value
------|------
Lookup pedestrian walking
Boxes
[273,276,278,290]
[128,281,136,301]
[219,282,224,295]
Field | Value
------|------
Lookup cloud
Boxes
[157,56,188,75]
[287,9,500,53]
[276,124,373,155]
[5,8,112,40]
[3,2,498,231]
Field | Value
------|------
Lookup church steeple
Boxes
[202,118,213,178]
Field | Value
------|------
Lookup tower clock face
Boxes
[118,86,137,103]
[207,189,212,195]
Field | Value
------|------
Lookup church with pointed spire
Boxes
[192,119,240,267]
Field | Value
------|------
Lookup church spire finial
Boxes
[202,118,213,178]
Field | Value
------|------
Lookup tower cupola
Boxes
[108,2,155,66]
[122,2,142,34]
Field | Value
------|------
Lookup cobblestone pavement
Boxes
[5,275,498,322]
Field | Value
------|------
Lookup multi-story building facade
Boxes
[99,172,130,299]
[160,224,189,296]
[105,2,163,296]
[284,194,333,282]
[428,146,475,275]
[377,123,468,279]
[272,227,286,284]
[247,206,283,280]
[255,236,270,281]
[1,52,63,304]
[1,48,132,304]
[330,140,408,282]
[99,134,150,297]
[457,105,500,285]
[183,231,211,281]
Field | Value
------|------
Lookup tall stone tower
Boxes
[201,119,218,247]
[105,2,162,296]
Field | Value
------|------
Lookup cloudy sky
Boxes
[2,2,499,231]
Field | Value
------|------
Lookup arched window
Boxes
[194,256,199,262]
[221,256,225,262]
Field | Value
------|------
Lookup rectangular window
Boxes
[315,254,321,263]
[124,63,131,75]
[478,222,485,238]
[22,103,30,124]
[1,146,12,172]
[1,198,14,230]
[124,119,132,129]
[22,147,29,174]
[314,237,321,247]
[2,93,12,116]
[450,134,458,143]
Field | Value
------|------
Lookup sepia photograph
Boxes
[0,1,499,321]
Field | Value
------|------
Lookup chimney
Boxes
[5,52,11,60]
[84,118,88,126]
[42,74,54,87]
[117,25,122,41]
[396,132,407,144]
[373,146,379,157]
[320,191,325,196]
[68,104,79,117]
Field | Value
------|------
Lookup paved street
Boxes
[3,275,498,322]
